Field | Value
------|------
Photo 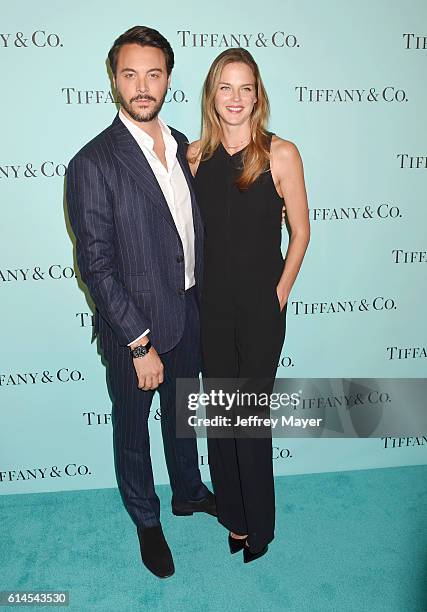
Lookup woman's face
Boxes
[214,61,257,127]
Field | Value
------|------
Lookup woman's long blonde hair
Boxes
[197,48,271,190]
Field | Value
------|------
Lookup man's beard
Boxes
[117,89,167,123]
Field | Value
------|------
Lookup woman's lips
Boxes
[226,106,244,113]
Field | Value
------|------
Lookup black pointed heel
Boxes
[228,534,247,554]
[171,509,193,516]
[243,543,268,564]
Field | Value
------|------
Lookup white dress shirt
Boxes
[118,110,195,346]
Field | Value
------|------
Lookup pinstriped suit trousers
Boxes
[102,286,209,528]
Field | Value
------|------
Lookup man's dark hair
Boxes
[108,26,174,76]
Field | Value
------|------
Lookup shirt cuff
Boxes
[127,329,150,346]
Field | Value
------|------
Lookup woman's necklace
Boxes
[222,138,251,151]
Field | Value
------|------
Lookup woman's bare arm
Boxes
[270,136,311,309]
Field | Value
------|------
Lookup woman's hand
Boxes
[276,284,289,312]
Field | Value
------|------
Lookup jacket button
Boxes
[178,288,185,295]
[176,255,184,263]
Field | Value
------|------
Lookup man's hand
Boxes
[131,343,164,391]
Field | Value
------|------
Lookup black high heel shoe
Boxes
[228,533,248,554]
[243,543,268,564]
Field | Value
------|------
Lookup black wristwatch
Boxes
[130,340,152,359]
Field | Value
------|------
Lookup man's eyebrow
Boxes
[120,67,164,73]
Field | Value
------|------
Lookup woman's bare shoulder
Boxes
[270,135,302,163]
[187,139,202,176]
[187,139,202,161]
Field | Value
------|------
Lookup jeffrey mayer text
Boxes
[188,415,323,428]
[235,415,323,428]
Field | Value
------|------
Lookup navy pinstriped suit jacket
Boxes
[66,114,204,354]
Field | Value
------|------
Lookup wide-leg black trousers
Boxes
[201,292,287,552]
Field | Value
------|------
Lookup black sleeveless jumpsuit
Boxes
[194,135,288,552]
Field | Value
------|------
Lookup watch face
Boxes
[133,344,148,358]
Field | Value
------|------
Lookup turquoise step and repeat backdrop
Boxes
[1,1,426,494]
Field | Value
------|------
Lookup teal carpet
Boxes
[1,465,426,611]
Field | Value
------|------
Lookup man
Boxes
[66,26,215,579]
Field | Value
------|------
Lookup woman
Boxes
[187,48,310,563]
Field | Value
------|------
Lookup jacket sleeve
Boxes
[66,152,150,346]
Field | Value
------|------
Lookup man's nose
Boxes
[136,77,149,93]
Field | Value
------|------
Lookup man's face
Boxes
[114,43,170,123]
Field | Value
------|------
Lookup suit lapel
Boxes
[110,114,203,246]
[110,115,179,235]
